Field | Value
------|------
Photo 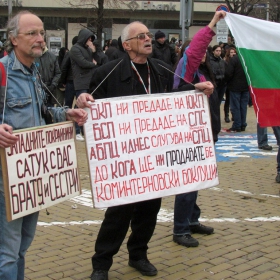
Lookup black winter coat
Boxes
[60,52,72,83]
[90,53,174,99]
[93,40,109,66]
[225,55,249,92]
[105,47,126,61]
[209,54,226,86]
[69,29,99,91]
[35,49,61,94]
[150,41,177,66]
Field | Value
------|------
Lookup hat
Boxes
[155,30,166,40]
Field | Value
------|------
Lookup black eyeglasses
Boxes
[126,32,153,41]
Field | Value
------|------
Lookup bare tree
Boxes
[60,0,123,39]
[268,0,280,22]
[225,0,263,15]
[225,0,280,22]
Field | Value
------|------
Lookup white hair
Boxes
[121,21,144,43]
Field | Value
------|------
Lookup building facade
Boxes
[0,0,224,54]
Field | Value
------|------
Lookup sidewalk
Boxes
[25,107,280,280]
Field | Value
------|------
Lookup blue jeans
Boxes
[173,191,200,235]
[0,191,39,280]
[257,123,268,147]
[230,91,249,129]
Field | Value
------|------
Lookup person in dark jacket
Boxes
[104,39,118,61]
[104,37,126,61]
[92,39,108,65]
[169,37,176,49]
[58,47,68,68]
[60,36,85,141]
[209,45,226,104]
[150,30,177,67]
[225,54,249,132]
[55,47,69,106]
[223,47,237,123]
[35,42,61,106]
[76,21,215,280]
[69,28,99,94]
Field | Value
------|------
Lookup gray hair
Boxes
[121,21,144,43]
[5,10,35,53]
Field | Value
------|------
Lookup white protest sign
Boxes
[84,91,219,208]
[0,122,81,221]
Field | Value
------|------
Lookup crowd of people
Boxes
[0,9,279,280]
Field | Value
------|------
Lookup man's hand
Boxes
[76,93,95,109]
[0,124,18,148]
[195,81,214,96]
[66,109,88,126]
[86,39,96,53]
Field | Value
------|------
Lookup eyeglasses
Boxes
[126,32,153,41]
[17,30,46,38]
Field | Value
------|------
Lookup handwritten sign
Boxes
[0,122,81,221]
[84,91,219,208]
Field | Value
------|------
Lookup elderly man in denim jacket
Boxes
[0,11,87,280]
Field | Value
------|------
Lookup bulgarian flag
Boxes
[224,13,280,127]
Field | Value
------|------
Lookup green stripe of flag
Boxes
[238,48,280,89]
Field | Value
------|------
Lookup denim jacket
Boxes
[0,51,68,192]
[0,51,67,130]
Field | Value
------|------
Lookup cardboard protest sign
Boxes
[84,91,219,208]
[0,121,81,221]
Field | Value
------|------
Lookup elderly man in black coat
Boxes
[76,21,214,280]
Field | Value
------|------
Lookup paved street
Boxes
[25,106,280,280]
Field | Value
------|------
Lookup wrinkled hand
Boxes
[76,93,95,109]
[208,11,227,29]
[66,108,88,126]
[195,81,214,96]
[214,11,226,21]
[0,124,18,148]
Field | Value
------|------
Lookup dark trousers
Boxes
[64,80,76,108]
[217,84,226,104]
[224,87,230,117]
[173,191,201,235]
[64,81,82,135]
[92,198,161,271]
